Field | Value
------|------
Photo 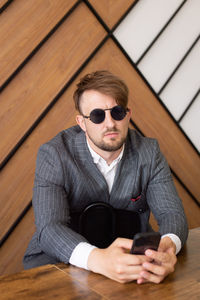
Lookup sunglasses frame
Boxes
[82,105,130,124]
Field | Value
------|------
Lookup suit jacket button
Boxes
[138,208,143,213]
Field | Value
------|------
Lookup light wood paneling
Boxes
[0,0,8,8]
[0,0,8,10]
[0,208,35,276]
[0,2,106,165]
[0,0,76,87]
[88,0,135,28]
[174,177,200,229]
[0,84,77,241]
[0,5,106,240]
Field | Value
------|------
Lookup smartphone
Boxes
[130,232,161,255]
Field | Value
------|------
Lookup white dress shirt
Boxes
[69,142,181,270]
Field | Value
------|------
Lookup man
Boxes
[24,70,188,284]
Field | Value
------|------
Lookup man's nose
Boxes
[104,110,115,127]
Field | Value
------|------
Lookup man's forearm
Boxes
[38,223,87,263]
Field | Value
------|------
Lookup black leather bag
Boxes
[70,202,141,248]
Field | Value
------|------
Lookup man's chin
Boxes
[100,141,123,152]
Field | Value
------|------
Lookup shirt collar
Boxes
[86,139,124,166]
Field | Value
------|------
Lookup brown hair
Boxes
[73,70,129,113]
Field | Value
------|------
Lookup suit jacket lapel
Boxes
[73,129,109,199]
[72,127,139,206]
[110,132,139,208]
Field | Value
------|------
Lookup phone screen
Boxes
[130,232,161,255]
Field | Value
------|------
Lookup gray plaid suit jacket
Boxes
[23,126,188,269]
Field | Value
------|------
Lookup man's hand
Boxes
[87,238,151,283]
[138,236,177,284]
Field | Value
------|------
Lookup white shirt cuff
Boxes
[69,242,97,270]
[161,233,182,255]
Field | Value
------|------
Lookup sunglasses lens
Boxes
[90,109,105,124]
[111,106,127,120]
[88,106,128,124]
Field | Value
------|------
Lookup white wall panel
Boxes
[114,0,182,62]
[114,0,199,152]
[180,93,200,151]
[160,40,200,120]
[138,0,200,92]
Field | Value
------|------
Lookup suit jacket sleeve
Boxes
[146,140,188,246]
[32,143,88,264]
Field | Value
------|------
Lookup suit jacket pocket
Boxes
[128,192,149,214]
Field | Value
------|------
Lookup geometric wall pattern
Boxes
[0,0,199,276]
[114,0,200,151]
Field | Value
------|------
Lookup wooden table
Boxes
[1,228,200,300]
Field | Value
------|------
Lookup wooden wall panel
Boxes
[0,0,76,87]
[88,0,135,28]
[0,2,105,165]
[0,208,35,276]
[0,0,8,10]
[173,177,200,229]
[0,5,105,241]
[0,84,77,241]
[0,0,199,276]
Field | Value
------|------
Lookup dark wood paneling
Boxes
[0,0,76,87]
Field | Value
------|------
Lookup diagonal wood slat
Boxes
[0,83,77,241]
[0,0,77,87]
[88,0,135,29]
[0,2,106,166]
[0,0,9,10]
[0,208,35,276]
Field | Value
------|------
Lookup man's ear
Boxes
[126,108,132,121]
[76,115,86,132]
[127,107,132,121]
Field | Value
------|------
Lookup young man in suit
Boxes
[24,70,188,284]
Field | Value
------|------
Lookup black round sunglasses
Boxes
[82,105,130,124]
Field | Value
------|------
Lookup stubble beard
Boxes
[87,129,127,152]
